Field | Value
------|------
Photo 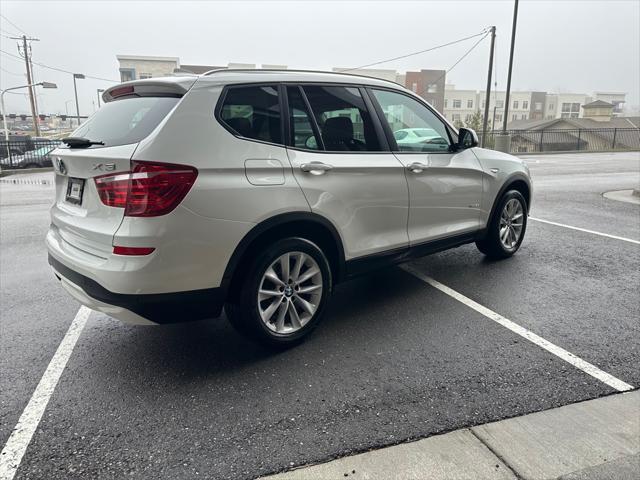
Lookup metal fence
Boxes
[480,128,640,153]
[0,138,62,170]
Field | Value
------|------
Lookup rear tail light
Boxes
[95,161,198,217]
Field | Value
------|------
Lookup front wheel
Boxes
[226,237,332,347]
[476,190,527,259]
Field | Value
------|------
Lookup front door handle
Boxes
[407,162,429,173]
[300,162,333,175]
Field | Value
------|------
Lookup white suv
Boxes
[47,70,531,346]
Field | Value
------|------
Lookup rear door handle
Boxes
[300,162,333,175]
[407,162,429,173]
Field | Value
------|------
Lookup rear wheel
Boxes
[476,190,527,259]
[226,237,332,347]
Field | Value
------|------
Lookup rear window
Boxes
[70,96,179,147]
[219,85,282,144]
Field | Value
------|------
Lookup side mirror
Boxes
[458,127,479,149]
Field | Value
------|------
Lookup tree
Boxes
[464,110,483,132]
[453,118,465,130]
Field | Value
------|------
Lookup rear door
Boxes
[285,84,409,259]
[50,95,181,258]
[368,88,484,244]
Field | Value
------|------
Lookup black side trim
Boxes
[345,231,482,278]
[49,255,224,324]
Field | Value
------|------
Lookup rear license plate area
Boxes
[65,177,85,205]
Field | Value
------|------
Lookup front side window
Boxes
[372,89,450,153]
[302,85,381,152]
[220,85,282,144]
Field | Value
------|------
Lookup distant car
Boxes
[392,128,450,152]
[9,143,58,168]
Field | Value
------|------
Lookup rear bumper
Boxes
[49,254,225,324]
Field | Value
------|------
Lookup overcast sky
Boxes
[1,0,639,116]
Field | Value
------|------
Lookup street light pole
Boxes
[72,73,85,127]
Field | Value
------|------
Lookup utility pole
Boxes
[29,51,41,132]
[481,26,496,147]
[73,73,85,127]
[502,0,519,133]
[11,35,40,136]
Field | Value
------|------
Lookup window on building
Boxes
[467,99,473,108]
[513,100,519,109]
[465,114,472,122]
[411,82,418,93]
[119,68,136,82]
[452,114,461,121]
[548,103,554,110]
[495,114,502,122]
[371,89,450,152]
[561,102,581,116]
[523,101,529,109]
[512,114,517,121]
[496,100,504,108]
[453,99,461,108]
[444,99,448,108]
[521,114,527,119]
[426,84,437,93]
[138,73,152,79]
[287,86,320,150]
[220,85,282,144]
[304,85,381,151]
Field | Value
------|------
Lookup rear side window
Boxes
[287,86,320,150]
[302,86,382,152]
[72,97,179,148]
[220,85,282,144]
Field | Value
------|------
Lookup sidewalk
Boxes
[261,391,639,480]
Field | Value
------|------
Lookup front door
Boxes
[369,88,484,244]
[285,85,409,260]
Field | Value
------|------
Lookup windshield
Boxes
[71,96,179,147]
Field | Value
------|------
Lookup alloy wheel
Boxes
[499,198,524,250]
[257,252,323,334]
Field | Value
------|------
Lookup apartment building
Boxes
[443,86,627,127]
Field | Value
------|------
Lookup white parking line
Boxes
[401,265,634,393]
[530,217,640,245]
[0,307,91,480]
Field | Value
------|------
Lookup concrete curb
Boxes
[260,391,639,480]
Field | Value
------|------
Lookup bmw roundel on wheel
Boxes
[47,70,531,347]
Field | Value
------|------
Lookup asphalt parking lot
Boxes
[1,151,639,479]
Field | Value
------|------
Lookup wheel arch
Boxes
[222,212,346,304]
[486,173,531,228]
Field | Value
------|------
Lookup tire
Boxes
[226,237,332,348]
[476,190,528,259]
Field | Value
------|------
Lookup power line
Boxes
[338,29,489,72]
[0,14,28,36]
[0,49,119,83]
[419,31,490,98]
[0,66,24,76]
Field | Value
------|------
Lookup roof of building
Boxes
[116,55,180,63]
[582,100,614,108]
[507,116,640,130]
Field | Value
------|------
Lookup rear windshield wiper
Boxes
[62,137,105,148]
